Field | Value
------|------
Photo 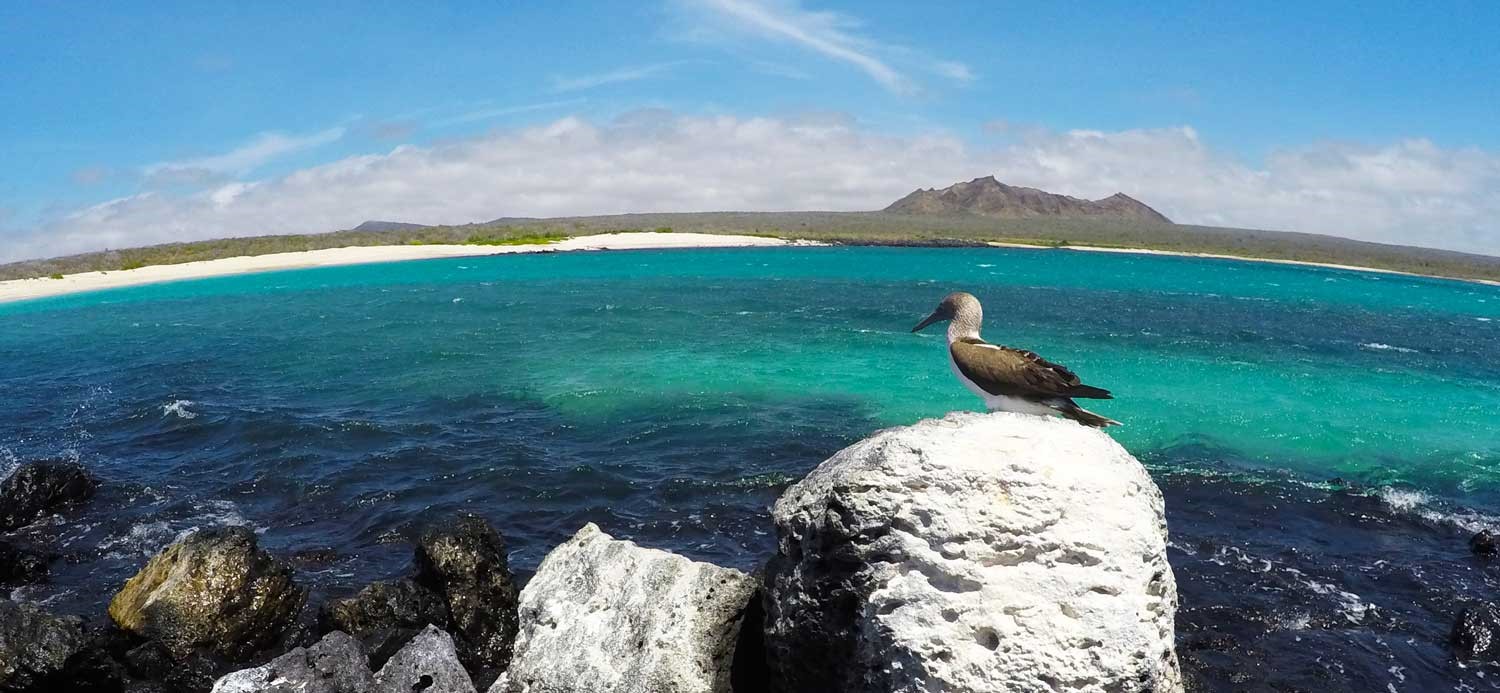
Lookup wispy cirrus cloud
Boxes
[143,127,346,182]
[675,0,972,94]
[430,99,588,127]
[550,62,689,93]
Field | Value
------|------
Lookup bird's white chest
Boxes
[946,346,1061,417]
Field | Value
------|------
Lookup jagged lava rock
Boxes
[374,625,476,693]
[490,523,758,693]
[0,599,86,691]
[1452,603,1500,661]
[0,541,51,586]
[211,630,374,693]
[322,577,450,668]
[0,460,99,531]
[415,514,519,673]
[763,411,1182,693]
[1471,530,1498,557]
[108,526,307,662]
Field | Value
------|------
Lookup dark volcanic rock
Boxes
[322,578,448,668]
[885,175,1173,224]
[414,514,519,674]
[0,599,86,691]
[1471,530,1498,557]
[44,622,136,693]
[211,631,374,693]
[0,541,51,586]
[123,640,226,693]
[1453,603,1500,661]
[291,547,342,568]
[107,526,307,662]
[0,460,99,531]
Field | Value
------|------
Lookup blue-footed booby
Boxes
[912,291,1120,427]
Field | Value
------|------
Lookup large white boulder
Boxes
[763,412,1181,692]
[490,523,759,693]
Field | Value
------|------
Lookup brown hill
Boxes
[885,176,1172,224]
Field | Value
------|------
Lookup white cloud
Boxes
[143,127,346,181]
[8,112,1499,261]
[551,62,688,93]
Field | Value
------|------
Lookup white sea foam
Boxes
[160,399,198,420]
[1376,487,1429,512]
[99,499,251,559]
[1360,342,1418,354]
[1374,486,1500,533]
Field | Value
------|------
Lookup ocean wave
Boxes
[1208,545,1376,625]
[161,399,197,419]
[1359,342,1418,354]
[98,499,251,559]
[1375,487,1428,512]
[1375,485,1500,533]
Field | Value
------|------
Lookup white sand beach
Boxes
[0,232,813,304]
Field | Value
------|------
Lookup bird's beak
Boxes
[911,310,943,333]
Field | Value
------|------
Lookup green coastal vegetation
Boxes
[4,211,1500,283]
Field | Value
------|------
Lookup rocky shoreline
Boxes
[8,413,1191,692]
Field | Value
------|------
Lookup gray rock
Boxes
[415,514,519,672]
[374,625,476,693]
[322,577,451,670]
[0,460,99,531]
[763,412,1183,693]
[490,523,758,693]
[108,526,308,662]
[211,630,374,693]
[0,599,86,691]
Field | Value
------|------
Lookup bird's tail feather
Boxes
[1052,400,1121,428]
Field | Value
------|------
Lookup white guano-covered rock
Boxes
[763,412,1181,693]
[490,523,759,693]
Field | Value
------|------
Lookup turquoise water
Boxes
[3,246,1499,689]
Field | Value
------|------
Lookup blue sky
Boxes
[3,1,1498,260]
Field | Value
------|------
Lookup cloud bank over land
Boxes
[9,112,1498,262]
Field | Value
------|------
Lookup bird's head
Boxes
[912,291,981,333]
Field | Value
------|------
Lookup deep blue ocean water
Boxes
[3,246,1500,690]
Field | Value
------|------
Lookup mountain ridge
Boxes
[886,176,1172,224]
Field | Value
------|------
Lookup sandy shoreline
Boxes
[988,241,1500,287]
[0,232,811,304]
[5,232,1496,305]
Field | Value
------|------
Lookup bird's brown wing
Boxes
[949,339,1112,399]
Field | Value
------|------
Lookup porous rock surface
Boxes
[0,599,86,691]
[0,460,99,531]
[321,577,449,663]
[415,514,520,673]
[763,411,1182,692]
[211,630,373,693]
[374,625,477,693]
[108,526,307,661]
[490,523,758,693]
